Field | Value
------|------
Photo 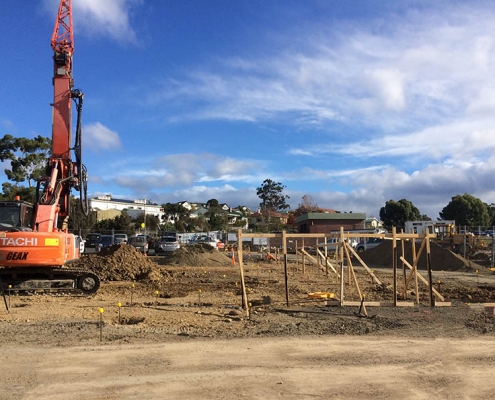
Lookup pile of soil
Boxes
[158,244,233,267]
[73,245,165,282]
[359,241,484,271]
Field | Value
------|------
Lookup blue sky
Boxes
[1,0,495,220]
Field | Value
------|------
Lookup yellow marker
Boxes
[8,285,11,289]
[223,274,226,278]
[131,283,135,288]
[155,290,159,295]
[98,307,104,314]
[117,302,122,307]
[198,289,202,293]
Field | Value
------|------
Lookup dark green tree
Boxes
[133,213,160,232]
[439,194,490,227]
[487,203,495,227]
[0,182,36,202]
[162,202,190,228]
[379,198,421,228]
[206,198,219,208]
[256,179,290,213]
[92,211,133,235]
[69,195,98,234]
[206,208,227,231]
[0,134,51,187]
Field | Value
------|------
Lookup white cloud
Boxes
[83,122,122,151]
[150,3,495,139]
[43,0,140,44]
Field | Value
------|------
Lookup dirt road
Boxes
[2,336,495,400]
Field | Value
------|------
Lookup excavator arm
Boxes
[35,0,88,232]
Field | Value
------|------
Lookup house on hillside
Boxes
[251,210,289,226]
[365,217,384,230]
[89,195,164,221]
[296,212,366,234]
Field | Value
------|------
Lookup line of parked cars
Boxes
[83,232,226,255]
[83,233,150,253]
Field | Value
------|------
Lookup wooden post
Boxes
[426,234,434,307]
[411,237,419,304]
[401,230,406,300]
[339,227,345,306]
[344,243,367,316]
[392,227,397,307]
[295,239,298,269]
[237,229,249,317]
[282,231,289,307]
[302,239,305,275]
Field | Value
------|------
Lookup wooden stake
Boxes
[411,238,419,304]
[237,229,249,318]
[392,227,397,307]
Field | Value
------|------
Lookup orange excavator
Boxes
[0,0,99,294]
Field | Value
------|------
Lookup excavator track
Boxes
[0,267,100,295]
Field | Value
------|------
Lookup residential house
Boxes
[89,195,164,221]
[296,212,366,234]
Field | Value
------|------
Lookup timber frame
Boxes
[235,227,450,317]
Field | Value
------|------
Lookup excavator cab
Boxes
[0,200,34,231]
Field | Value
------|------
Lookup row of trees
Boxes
[379,195,495,229]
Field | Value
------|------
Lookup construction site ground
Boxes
[1,243,495,399]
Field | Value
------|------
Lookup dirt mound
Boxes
[359,240,484,271]
[73,245,165,282]
[158,244,233,267]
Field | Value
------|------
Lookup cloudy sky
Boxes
[1,0,495,219]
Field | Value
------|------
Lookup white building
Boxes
[89,195,164,221]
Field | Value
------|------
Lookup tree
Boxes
[206,198,219,208]
[205,200,228,231]
[162,202,190,227]
[487,204,495,227]
[0,182,36,202]
[0,134,51,187]
[206,210,227,231]
[379,199,421,228]
[294,194,322,216]
[256,179,290,213]
[69,195,98,234]
[439,194,490,227]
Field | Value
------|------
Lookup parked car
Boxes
[114,233,128,244]
[84,233,102,253]
[137,234,154,248]
[99,235,115,249]
[189,235,219,250]
[356,238,385,252]
[128,235,149,253]
[155,236,180,253]
[317,238,358,252]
